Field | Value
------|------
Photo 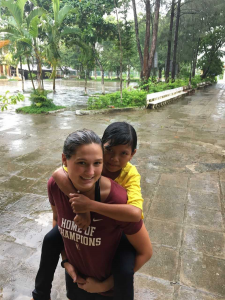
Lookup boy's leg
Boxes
[112,232,136,300]
[32,225,64,300]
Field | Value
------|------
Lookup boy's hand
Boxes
[78,277,107,293]
[64,262,86,285]
[69,193,92,213]
[74,212,91,230]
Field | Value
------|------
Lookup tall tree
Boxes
[142,0,151,80]
[131,0,143,78]
[0,0,45,89]
[147,0,161,78]
[171,0,181,81]
[41,0,79,92]
[165,0,175,82]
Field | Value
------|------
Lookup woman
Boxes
[39,129,152,300]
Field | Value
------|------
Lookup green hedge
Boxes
[87,89,147,110]
[87,76,214,110]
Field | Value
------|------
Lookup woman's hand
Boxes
[74,212,91,230]
[69,193,92,213]
[77,277,109,293]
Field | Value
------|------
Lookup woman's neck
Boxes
[70,179,96,200]
[102,166,121,181]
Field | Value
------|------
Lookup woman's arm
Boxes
[51,205,58,227]
[126,223,152,272]
[52,167,76,196]
[69,194,142,222]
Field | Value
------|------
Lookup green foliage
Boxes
[29,89,52,107]
[0,75,7,79]
[28,72,37,80]
[16,103,65,114]
[87,89,147,110]
[45,72,52,78]
[0,90,25,111]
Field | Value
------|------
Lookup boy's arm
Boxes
[53,168,90,230]
[52,167,76,196]
[69,195,142,222]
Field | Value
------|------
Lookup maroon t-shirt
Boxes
[48,177,142,282]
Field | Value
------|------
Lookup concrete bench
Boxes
[197,81,212,89]
[146,87,188,109]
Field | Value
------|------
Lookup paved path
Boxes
[0,82,225,300]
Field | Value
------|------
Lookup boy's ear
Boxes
[62,153,67,167]
[130,149,136,160]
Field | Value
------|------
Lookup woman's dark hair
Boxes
[63,129,102,159]
[102,122,137,152]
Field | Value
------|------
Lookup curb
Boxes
[46,108,66,114]
[75,106,145,116]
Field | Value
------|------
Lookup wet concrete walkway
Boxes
[0,82,225,300]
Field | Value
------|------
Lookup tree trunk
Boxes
[165,0,175,83]
[189,61,192,86]
[114,0,123,99]
[27,57,35,91]
[16,65,19,77]
[34,39,42,90]
[52,63,56,93]
[84,70,87,95]
[94,67,97,80]
[53,76,56,92]
[132,0,143,78]
[147,0,161,79]
[143,0,151,81]
[35,51,42,90]
[20,56,24,92]
[158,67,162,81]
[92,44,105,94]
[192,38,200,77]
[101,69,105,94]
[84,70,88,94]
[171,0,181,81]
[127,64,131,87]
[116,68,120,79]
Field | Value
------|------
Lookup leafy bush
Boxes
[45,72,52,79]
[87,89,147,110]
[0,91,25,111]
[28,73,36,80]
[29,89,52,107]
[0,75,7,79]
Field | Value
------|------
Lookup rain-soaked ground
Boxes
[0,80,225,300]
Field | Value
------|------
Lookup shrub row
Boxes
[87,75,214,110]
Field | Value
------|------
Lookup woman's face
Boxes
[62,143,103,192]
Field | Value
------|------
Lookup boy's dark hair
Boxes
[63,129,102,159]
[102,122,137,152]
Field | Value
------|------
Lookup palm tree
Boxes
[0,0,45,89]
[42,0,80,92]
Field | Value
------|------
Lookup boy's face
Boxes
[103,142,136,173]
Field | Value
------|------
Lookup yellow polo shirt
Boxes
[115,162,144,219]
[63,162,144,219]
